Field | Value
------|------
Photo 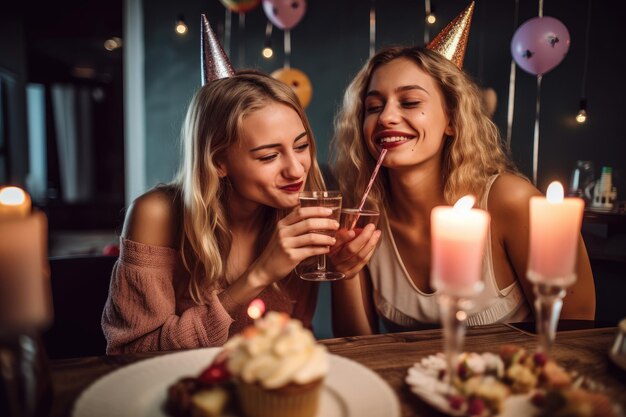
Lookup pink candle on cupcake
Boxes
[431,195,491,297]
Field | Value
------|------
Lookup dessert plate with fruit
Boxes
[405,345,619,417]
[73,349,399,417]
[74,313,400,417]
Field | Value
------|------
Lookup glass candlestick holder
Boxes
[436,282,483,389]
[0,330,52,417]
[532,281,569,355]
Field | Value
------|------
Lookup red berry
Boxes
[533,352,548,367]
[198,361,231,385]
[458,362,469,380]
[448,395,465,410]
[467,397,485,416]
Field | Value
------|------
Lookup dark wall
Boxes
[143,0,626,195]
[0,10,29,185]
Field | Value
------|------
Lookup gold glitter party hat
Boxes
[201,14,235,86]
[427,1,475,69]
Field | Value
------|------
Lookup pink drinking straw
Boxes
[350,149,388,230]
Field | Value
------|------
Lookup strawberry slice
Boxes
[198,360,231,385]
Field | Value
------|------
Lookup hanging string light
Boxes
[175,15,188,35]
[262,21,273,58]
[576,0,592,124]
[505,0,519,147]
[423,0,433,44]
[369,0,376,58]
[575,99,587,123]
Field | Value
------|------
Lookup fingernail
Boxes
[323,208,333,215]
[331,238,336,244]
[334,221,340,228]
[348,230,356,238]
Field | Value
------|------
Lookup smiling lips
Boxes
[280,181,304,192]
[374,131,416,149]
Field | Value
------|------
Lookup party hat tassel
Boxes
[427,1,475,69]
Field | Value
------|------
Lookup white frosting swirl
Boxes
[224,312,328,389]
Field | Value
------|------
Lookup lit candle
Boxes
[0,186,31,218]
[0,186,51,330]
[247,298,266,320]
[528,181,584,286]
[431,195,491,296]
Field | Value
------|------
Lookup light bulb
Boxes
[576,98,587,124]
[262,47,273,58]
[176,16,188,35]
[426,13,437,25]
[104,37,122,51]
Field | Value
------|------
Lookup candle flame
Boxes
[546,181,564,203]
[0,187,26,206]
[247,298,266,320]
[453,195,475,211]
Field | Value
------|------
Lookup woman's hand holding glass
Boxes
[328,209,382,279]
[252,206,339,286]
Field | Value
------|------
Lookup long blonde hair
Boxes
[332,46,516,210]
[175,71,325,303]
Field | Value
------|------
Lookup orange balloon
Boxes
[271,67,312,109]
[219,0,261,13]
[481,87,497,118]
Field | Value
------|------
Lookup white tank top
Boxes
[368,175,532,332]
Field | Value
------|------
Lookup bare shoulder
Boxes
[122,187,182,248]
[487,173,541,217]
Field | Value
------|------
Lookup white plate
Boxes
[73,348,400,417]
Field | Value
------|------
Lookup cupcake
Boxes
[223,311,328,417]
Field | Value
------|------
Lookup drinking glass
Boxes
[339,208,380,233]
[298,191,344,281]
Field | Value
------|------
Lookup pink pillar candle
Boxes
[528,181,584,286]
[431,196,491,296]
[0,187,52,330]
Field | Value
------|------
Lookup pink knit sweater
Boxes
[102,238,319,354]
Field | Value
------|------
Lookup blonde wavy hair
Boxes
[174,71,325,304]
[332,46,517,210]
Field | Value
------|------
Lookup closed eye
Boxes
[366,105,384,113]
[294,143,309,152]
[402,101,421,108]
[258,153,278,162]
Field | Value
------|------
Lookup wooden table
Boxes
[49,324,626,417]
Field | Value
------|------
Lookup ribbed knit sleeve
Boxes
[102,238,234,354]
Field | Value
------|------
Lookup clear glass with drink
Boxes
[297,191,344,281]
[339,208,380,234]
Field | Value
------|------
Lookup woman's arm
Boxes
[331,267,379,337]
[328,223,381,336]
[104,189,235,353]
[489,174,596,320]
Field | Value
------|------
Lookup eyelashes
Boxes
[257,143,310,162]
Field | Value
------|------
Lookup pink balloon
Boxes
[262,0,306,30]
[511,16,570,76]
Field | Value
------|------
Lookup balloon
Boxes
[481,87,497,118]
[219,0,261,13]
[262,0,307,30]
[271,67,312,108]
[511,16,570,76]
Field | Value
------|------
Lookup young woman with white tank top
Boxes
[328,46,596,336]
